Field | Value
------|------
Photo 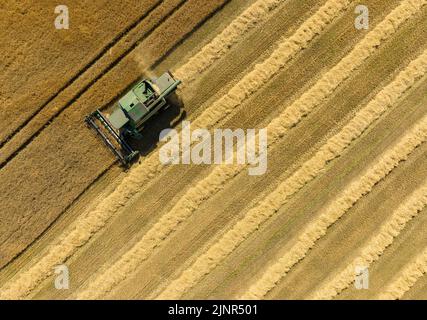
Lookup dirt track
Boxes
[0,0,426,300]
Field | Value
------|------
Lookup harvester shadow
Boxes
[127,92,186,158]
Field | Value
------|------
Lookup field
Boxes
[0,0,426,300]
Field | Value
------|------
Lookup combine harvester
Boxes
[85,72,181,166]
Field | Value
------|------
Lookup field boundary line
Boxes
[155,48,427,299]
[309,179,427,299]
[378,245,427,299]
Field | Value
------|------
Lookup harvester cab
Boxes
[85,71,181,166]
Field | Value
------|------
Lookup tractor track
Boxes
[149,0,233,70]
[0,0,190,171]
[0,0,163,149]
[0,0,254,297]
[0,0,234,275]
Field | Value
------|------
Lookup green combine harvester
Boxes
[85,71,181,166]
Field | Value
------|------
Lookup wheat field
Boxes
[0,0,426,300]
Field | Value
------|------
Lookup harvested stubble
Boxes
[0,0,160,144]
[310,179,427,299]
[157,48,427,300]
[175,0,287,84]
[241,114,427,299]
[0,0,229,300]
[191,0,352,130]
[71,0,352,300]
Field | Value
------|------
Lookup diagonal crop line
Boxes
[0,0,189,170]
[149,0,427,252]
[0,0,163,149]
[189,0,352,130]
[78,0,427,300]
[378,245,427,299]
[156,49,427,300]
[0,162,117,272]
[310,179,427,300]
[240,114,427,300]
[67,0,350,298]
[175,0,288,84]
[0,0,338,300]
